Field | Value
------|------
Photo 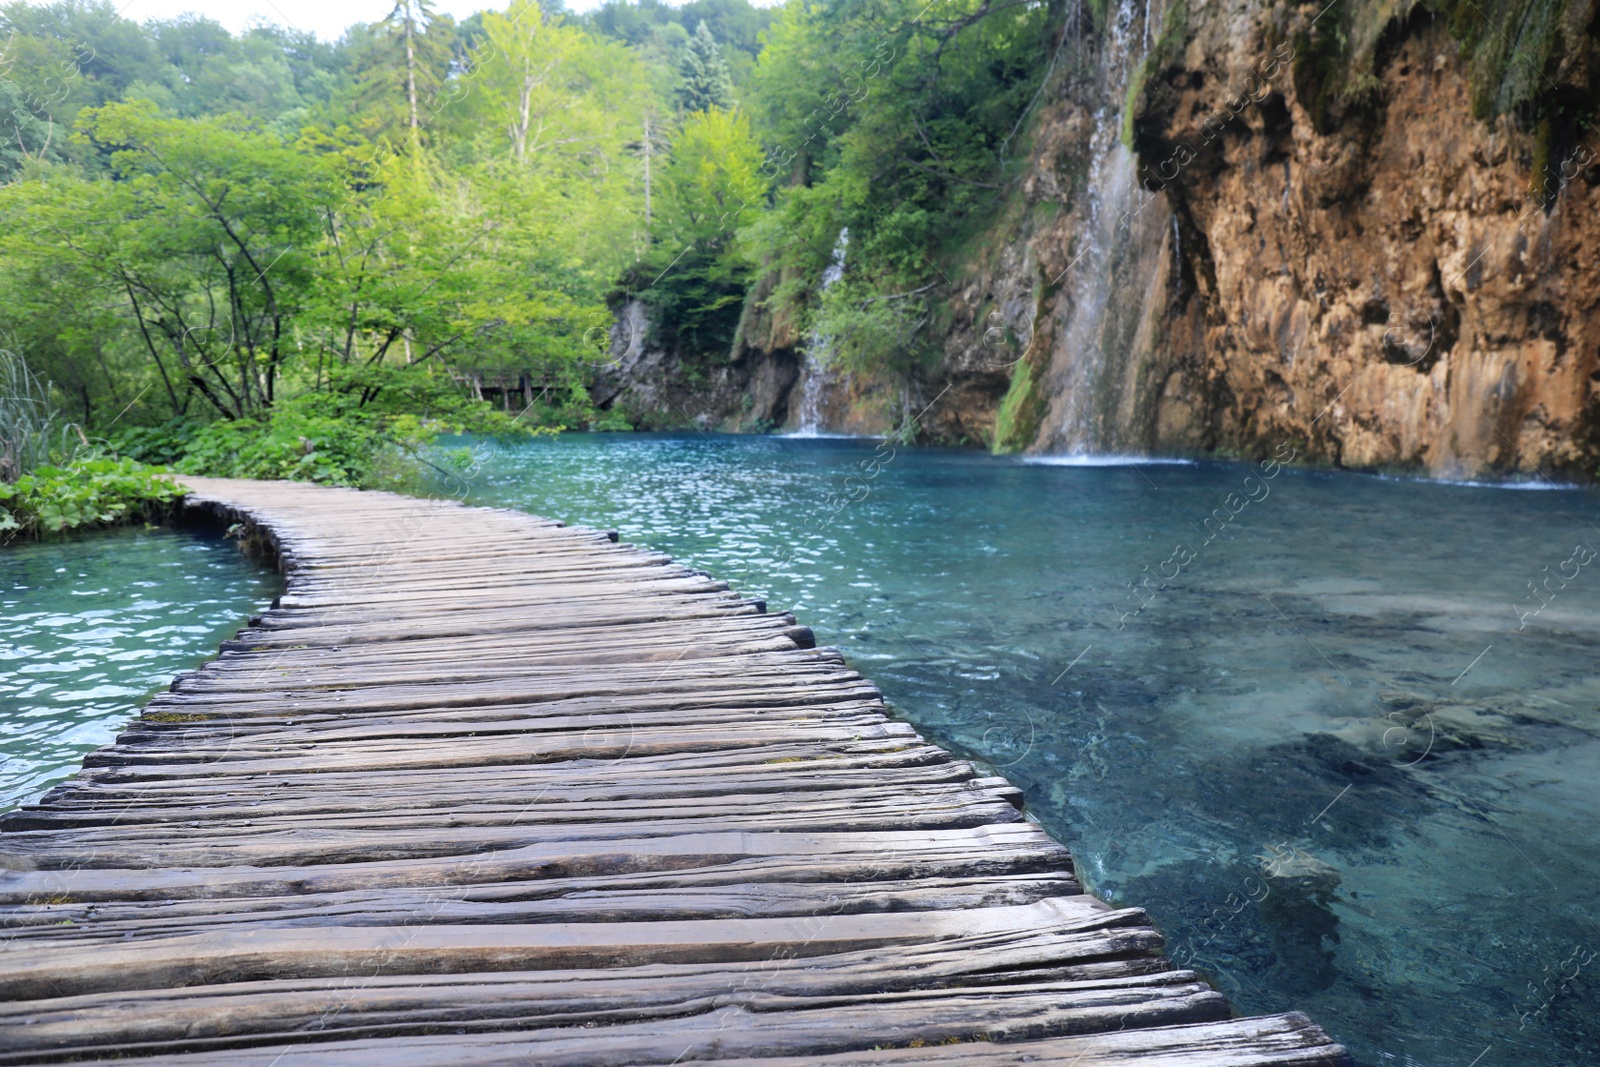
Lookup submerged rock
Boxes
[1257,843,1342,895]
[1257,844,1343,995]
[1327,690,1533,761]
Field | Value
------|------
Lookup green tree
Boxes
[0,0,166,103]
[42,101,328,417]
[586,0,769,90]
[0,0,665,444]
[350,0,455,144]
[0,12,104,177]
[677,20,733,113]
[747,0,858,187]
[0,76,60,174]
[471,1,646,171]
[631,105,763,356]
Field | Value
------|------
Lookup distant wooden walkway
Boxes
[0,477,1348,1065]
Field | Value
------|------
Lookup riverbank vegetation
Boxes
[0,0,1063,470]
[0,350,181,539]
[1,342,527,538]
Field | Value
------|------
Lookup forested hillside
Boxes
[0,0,1055,455]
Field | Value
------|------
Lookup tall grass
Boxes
[0,349,74,483]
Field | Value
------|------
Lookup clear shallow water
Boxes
[1,526,278,811]
[444,432,1600,1067]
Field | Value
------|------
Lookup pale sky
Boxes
[111,0,595,42]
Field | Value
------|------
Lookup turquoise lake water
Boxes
[3,434,1596,1065]
[0,525,278,811]
[448,432,1600,1067]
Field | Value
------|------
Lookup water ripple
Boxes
[1,526,276,810]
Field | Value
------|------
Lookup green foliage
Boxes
[0,0,671,438]
[740,0,1057,377]
[992,340,1047,454]
[145,365,542,488]
[108,418,198,466]
[351,0,457,141]
[587,0,769,60]
[590,407,635,431]
[584,0,771,89]
[629,106,765,358]
[1428,0,1581,120]
[0,455,183,539]
[0,0,1056,445]
[174,407,389,487]
[811,276,930,378]
[0,73,62,173]
[0,347,181,541]
[43,99,331,418]
[0,6,349,182]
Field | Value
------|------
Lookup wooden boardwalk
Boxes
[0,477,1349,1065]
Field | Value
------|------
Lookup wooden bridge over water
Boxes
[0,477,1348,1065]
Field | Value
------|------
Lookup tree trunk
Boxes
[404,2,420,137]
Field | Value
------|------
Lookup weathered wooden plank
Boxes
[4,797,1033,869]
[1,978,1225,1063]
[0,824,1078,896]
[142,677,887,719]
[2,778,1025,832]
[0,873,1079,939]
[55,726,920,793]
[12,753,992,822]
[14,740,972,818]
[220,608,802,650]
[45,1008,1344,1066]
[674,1015,1349,1067]
[0,897,1132,998]
[173,649,841,690]
[217,621,798,651]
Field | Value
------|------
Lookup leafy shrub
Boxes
[811,276,932,378]
[590,408,635,432]
[112,366,547,489]
[109,419,202,466]
[0,351,181,543]
[175,409,393,487]
[0,456,185,540]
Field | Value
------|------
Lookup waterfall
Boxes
[792,227,849,436]
[820,226,849,289]
[1038,0,1175,457]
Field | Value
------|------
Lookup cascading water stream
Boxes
[1041,0,1174,457]
[791,227,849,436]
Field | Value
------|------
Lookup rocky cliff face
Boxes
[596,265,928,437]
[1121,0,1600,478]
[604,0,1600,479]
[933,0,1600,478]
[591,296,800,432]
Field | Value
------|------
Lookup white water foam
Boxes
[1372,472,1589,492]
[1024,453,1198,467]
[782,429,866,440]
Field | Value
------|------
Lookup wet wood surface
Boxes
[0,477,1350,1064]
